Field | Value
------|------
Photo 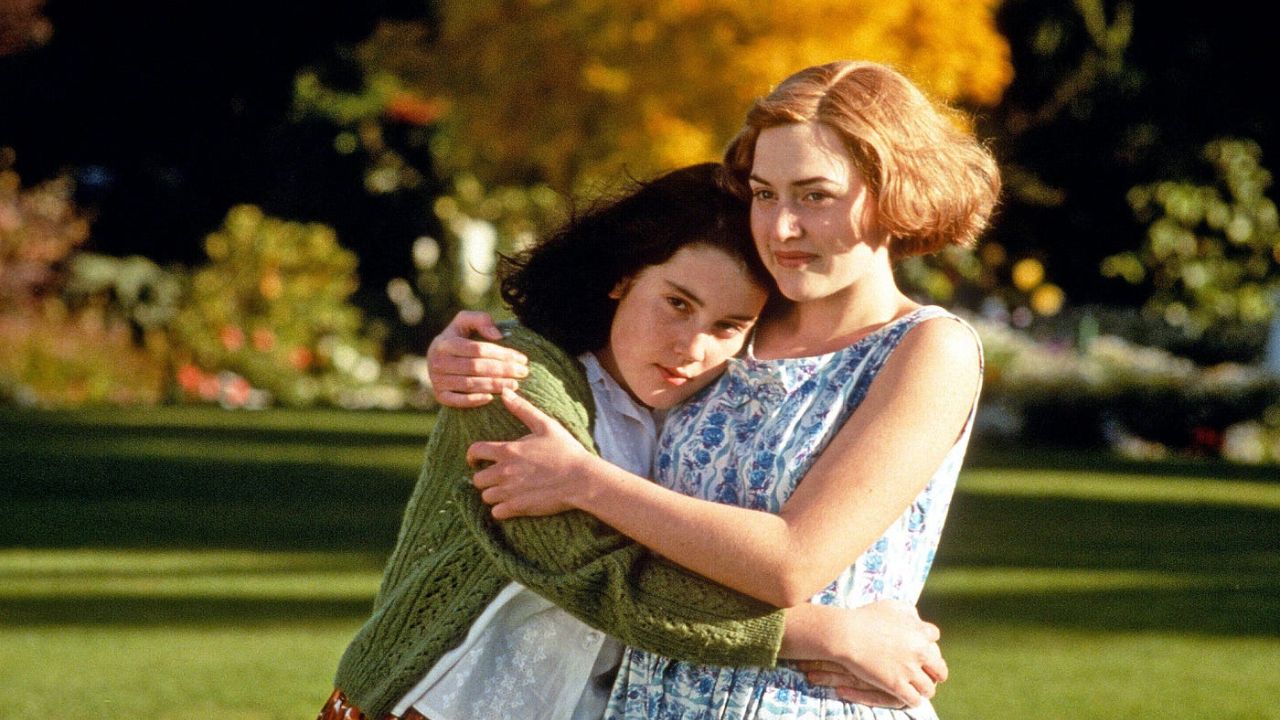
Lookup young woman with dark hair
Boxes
[319,162,946,720]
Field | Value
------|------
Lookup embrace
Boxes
[319,59,999,720]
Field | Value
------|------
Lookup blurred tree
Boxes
[0,0,51,56]
[0,150,166,405]
[294,0,1011,331]
[1103,138,1279,339]
[355,0,1011,194]
[171,205,383,407]
[983,0,1279,307]
[0,148,87,310]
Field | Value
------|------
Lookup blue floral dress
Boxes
[604,306,981,720]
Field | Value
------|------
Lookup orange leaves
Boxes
[360,0,1013,194]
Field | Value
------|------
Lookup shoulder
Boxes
[883,309,982,391]
[497,322,592,405]
[905,310,981,358]
[451,322,597,450]
[498,322,581,373]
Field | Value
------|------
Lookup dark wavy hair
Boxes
[500,162,772,355]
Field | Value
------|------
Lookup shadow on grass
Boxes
[0,595,374,626]
[4,410,1278,637]
[919,577,1280,637]
[937,492,1280,574]
[915,490,1280,637]
[3,421,429,451]
[967,442,1280,484]
[1,453,419,502]
[2,410,420,550]
[0,497,409,550]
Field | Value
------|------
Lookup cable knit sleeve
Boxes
[449,325,784,668]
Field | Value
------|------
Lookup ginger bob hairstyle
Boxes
[724,60,1001,260]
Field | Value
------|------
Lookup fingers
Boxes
[431,336,530,372]
[429,337,529,382]
[923,642,948,684]
[426,319,530,408]
[466,441,502,469]
[804,668,917,709]
[802,669,876,691]
[793,660,846,675]
[479,484,508,506]
[889,678,925,709]
[436,390,498,408]
[832,686,911,708]
[445,310,504,341]
[429,360,525,409]
[500,388,554,433]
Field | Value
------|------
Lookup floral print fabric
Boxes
[604,306,981,720]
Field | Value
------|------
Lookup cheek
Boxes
[703,337,745,369]
[750,206,772,244]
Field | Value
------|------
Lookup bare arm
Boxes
[469,318,982,607]
[438,319,956,706]
[782,601,947,707]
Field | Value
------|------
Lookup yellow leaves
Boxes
[581,61,631,94]
[364,0,1013,194]
[1012,258,1045,292]
[642,105,716,171]
[259,271,284,301]
[1030,283,1066,316]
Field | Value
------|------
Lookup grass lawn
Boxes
[2,407,1278,719]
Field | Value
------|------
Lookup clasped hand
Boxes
[466,389,598,520]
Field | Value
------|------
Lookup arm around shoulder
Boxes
[448,326,785,667]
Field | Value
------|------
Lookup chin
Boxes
[646,393,682,411]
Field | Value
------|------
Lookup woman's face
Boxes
[598,244,767,410]
[747,121,888,302]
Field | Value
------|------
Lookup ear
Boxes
[608,276,633,300]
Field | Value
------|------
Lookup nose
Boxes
[771,203,802,242]
[673,328,709,366]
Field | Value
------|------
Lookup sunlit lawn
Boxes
[2,408,1278,719]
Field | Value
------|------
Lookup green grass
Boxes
[2,407,1279,718]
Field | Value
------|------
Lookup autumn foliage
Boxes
[358,0,1012,193]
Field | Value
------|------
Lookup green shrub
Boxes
[0,156,168,406]
[1103,138,1280,348]
[171,205,388,408]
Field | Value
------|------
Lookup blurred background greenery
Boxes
[1,1,1279,717]
[2,0,1280,458]
[2,0,1278,460]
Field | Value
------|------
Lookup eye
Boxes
[803,190,833,202]
[750,187,776,202]
[665,296,690,312]
[713,321,748,338]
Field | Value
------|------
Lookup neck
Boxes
[758,257,916,359]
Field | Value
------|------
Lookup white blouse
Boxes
[391,353,659,720]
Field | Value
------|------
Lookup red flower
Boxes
[385,92,444,126]
[288,346,313,371]
[1191,426,1223,451]
[220,325,245,351]
[222,375,252,408]
[252,327,276,352]
[176,363,203,393]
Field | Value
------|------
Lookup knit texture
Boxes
[333,325,784,719]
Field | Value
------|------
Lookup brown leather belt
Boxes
[317,689,429,720]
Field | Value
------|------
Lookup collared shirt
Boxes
[392,353,659,720]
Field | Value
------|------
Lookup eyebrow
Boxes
[666,280,760,323]
[748,173,836,187]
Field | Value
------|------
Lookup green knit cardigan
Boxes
[334,325,784,718]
